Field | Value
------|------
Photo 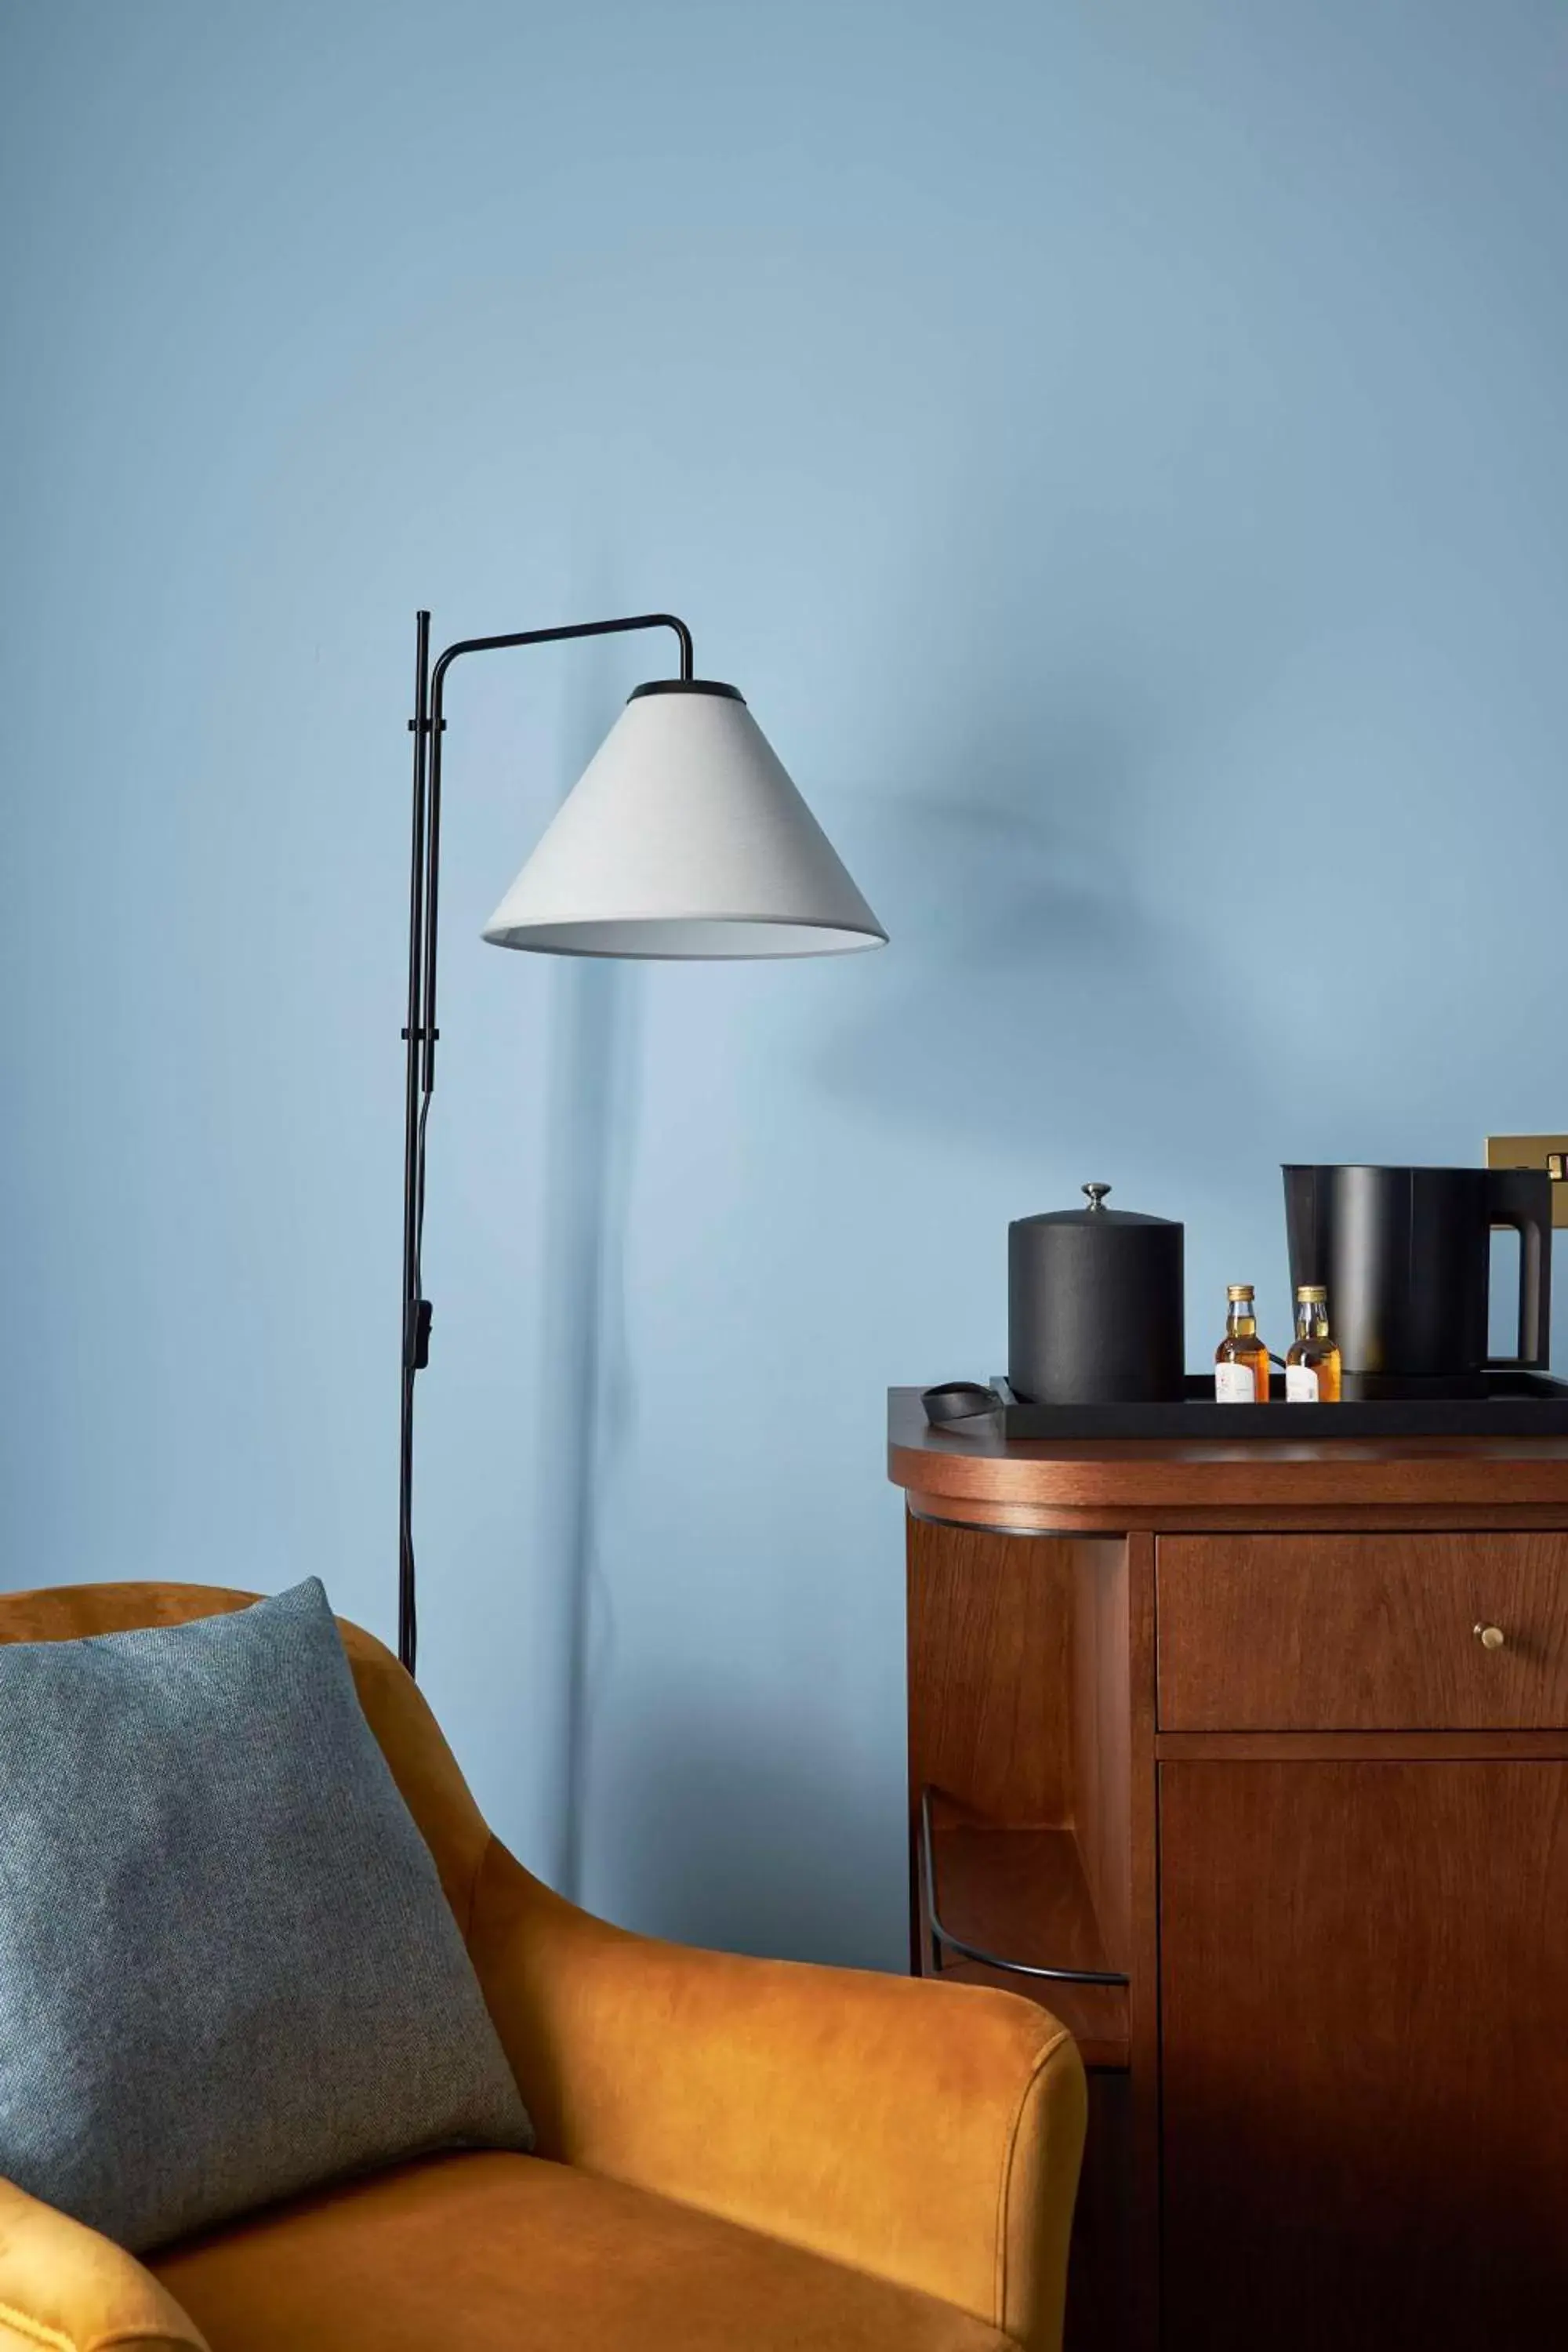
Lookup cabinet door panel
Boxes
[1160,1762,1568,2351]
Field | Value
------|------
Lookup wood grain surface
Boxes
[1122,1534,1161,2352]
[1072,1539,1132,1968]
[906,1512,1157,2350]
[896,1397,1568,2350]
[1156,1727,1568,1760]
[906,1519,1075,1827]
[890,1386,1568,1516]
[1159,1759,1568,2350]
[917,1795,1128,2069]
[1157,1532,1568,1730]
[1064,2074,1134,2352]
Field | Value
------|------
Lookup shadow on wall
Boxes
[537,950,640,1903]
[523,615,1325,1927]
[530,632,644,1906]
[528,685,1291,1923]
[590,1680,903,1969]
[814,695,1289,1181]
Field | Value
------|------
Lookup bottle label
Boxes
[1287,1363,1320,1403]
[1215,1361,1257,1403]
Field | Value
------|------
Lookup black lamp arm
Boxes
[397,606,694,1677]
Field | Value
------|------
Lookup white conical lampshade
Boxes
[481,681,887,957]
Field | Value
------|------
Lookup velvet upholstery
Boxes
[154,2152,1017,2352]
[0,1584,1086,2352]
[0,2175,209,2352]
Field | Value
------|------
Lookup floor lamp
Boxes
[399,608,886,1674]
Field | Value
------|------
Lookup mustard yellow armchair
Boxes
[0,1584,1084,2352]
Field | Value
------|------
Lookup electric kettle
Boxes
[1282,1163,1552,1396]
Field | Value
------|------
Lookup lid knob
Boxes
[1082,1183,1112,1212]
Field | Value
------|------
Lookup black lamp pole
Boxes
[398,607,696,1675]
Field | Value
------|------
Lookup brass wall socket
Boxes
[1486,1134,1568,1227]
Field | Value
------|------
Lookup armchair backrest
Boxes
[0,1583,496,1945]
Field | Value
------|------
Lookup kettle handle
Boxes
[1484,1168,1553,1370]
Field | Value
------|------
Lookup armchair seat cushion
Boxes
[153,2150,1019,2352]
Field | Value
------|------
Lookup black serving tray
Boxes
[992,1371,1568,1441]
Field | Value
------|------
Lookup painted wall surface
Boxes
[4,0,1566,1966]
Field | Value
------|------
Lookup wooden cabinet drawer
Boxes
[1157,1534,1568,1730]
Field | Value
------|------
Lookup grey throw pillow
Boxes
[0,1577,532,2251]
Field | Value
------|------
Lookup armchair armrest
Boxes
[468,1839,1086,2350]
[0,2176,209,2352]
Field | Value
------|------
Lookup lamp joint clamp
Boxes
[404,1298,433,1371]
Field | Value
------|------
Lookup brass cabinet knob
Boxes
[1474,1622,1507,1652]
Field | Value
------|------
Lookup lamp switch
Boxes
[404,1298,433,1370]
[1486,1135,1568,1228]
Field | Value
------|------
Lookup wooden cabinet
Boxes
[1160,1760,1568,2351]
[891,1393,1568,2351]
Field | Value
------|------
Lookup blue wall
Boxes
[5,0,1566,1967]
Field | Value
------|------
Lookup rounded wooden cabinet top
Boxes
[887,1386,1568,1529]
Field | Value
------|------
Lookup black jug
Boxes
[1282,1163,1552,1396]
[1009,1183,1185,1405]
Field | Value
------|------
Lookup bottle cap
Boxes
[1226,1283,1254,1300]
[1296,1283,1328,1302]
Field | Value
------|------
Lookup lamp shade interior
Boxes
[481,681,886,960]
